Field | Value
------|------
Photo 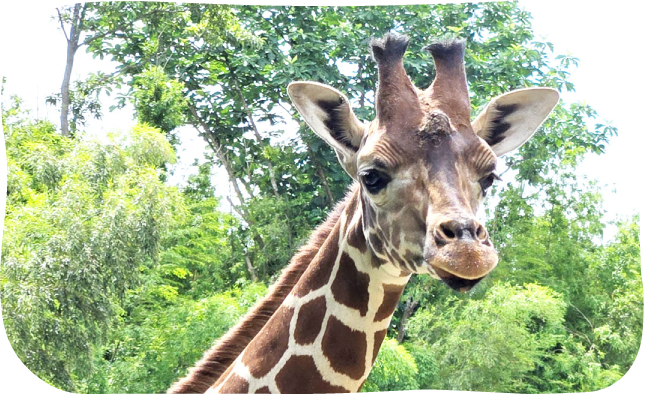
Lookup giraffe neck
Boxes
[209,189,411,393]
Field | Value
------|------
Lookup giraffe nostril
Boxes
[441,223,456,239]
[435,221,460,245]
[476,224,486,240]
[434,218,488,245]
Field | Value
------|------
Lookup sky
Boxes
[518,0,644,222]
[3,0,645,234]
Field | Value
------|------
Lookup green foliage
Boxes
[581,216,642,372]
[84,282,267,393]
[122,122,177,168]
[132,66,188,138]
[1,112,182,390]
[362,338,419,392]
[404,342,438,390]
[405,273,640,393]
[5,120,71,198]
[46,73,114,137]
[407,283,568,392]
[490,173,606,291]
[158,196,246,296]
[485,172,642,391]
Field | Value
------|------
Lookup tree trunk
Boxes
[187,104,265,275]
[397,298,420,343]
[189,105,252,219]
[57,4,86,137]
[60,43,75,136]
[228,65,280,197]
[245,253,257,281]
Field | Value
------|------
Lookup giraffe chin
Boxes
[431,266,485,293]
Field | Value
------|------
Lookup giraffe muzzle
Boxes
[426,217,498,289]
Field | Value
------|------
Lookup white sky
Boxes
[3,0,645,231]
[519,0,644,221]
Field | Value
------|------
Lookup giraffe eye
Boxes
[359,169,391,194]
[480,172,500,196]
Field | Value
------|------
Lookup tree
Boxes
[362,338,419,392]
[131,66,188,144]
[51,3,117,137]
[85,282,267,393]
[56,3,86,136]
[1,106,182,390]
[577,216,642,375]
[407,283,590,393]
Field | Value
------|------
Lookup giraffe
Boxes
[168,34,559,394]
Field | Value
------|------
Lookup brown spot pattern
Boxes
[370,254,387,269]
[372,329,388,365]
[369,233,384,255]
[294,296,327,345]
[374,284,405,322]
[346,220,367,253]
[403,250,424,272]
[382,246,413,273]
[275,355,350,393]
[241,305,294,378]
[391,228,401,249]
[331,253,370,316]
[254,386,271,394]
[321,316,367,380]
[342,193,359,237]
[293,223,341,297]
[218,374,249,394]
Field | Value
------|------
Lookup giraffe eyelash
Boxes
[480,172,500,196]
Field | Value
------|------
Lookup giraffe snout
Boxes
[433,216,489,246]
[426,215,497,282]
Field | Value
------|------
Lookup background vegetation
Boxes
[1,2,641,393]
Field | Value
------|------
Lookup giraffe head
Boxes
[288,34,558,292]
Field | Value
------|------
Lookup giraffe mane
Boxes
[167,185,357,394]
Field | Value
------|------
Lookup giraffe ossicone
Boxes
[168,33,559,394]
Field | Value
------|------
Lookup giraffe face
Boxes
[356,110,499,290]
[288,34,559,292]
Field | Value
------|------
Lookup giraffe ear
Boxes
[288,81,365,177]
[472,88,559,156]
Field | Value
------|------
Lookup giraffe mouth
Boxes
[425,240,498,290]
[431,266,484,293]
